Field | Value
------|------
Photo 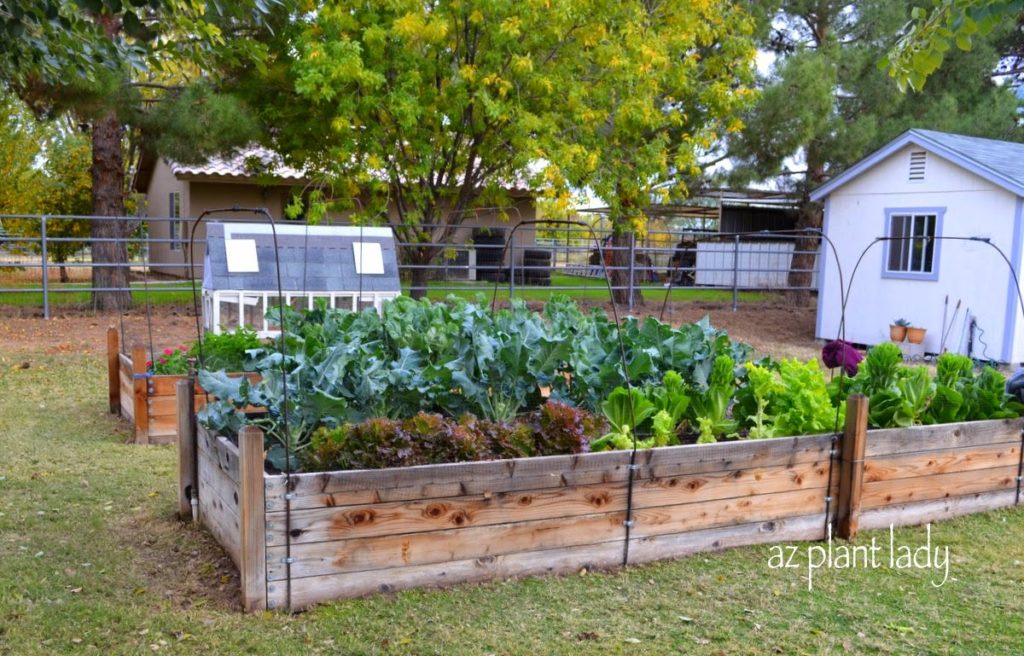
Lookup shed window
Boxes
[886,213,937,275]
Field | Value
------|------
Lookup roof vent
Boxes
[909,150,927,182]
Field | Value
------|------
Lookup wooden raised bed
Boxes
[178,390,1024,612]
[106,327,254,445]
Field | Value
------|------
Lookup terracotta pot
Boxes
[906,327,926,344]
[889,325,907,342]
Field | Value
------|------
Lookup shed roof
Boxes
[202,222,401,293]
[810,129,1024,201]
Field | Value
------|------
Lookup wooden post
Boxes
[837,394,869,539]
[131,344,150,444]
[239,425,268,612]
[106,327,119,414]
[176,378,197,521]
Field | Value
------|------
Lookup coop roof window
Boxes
[353,241,385,275]
[225,239,259,273]
[882,207,944,281]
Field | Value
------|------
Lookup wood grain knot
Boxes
[449,510,470,526]
[686,479,704,491]
[517,495,533,506]
[344,509,376,526]
[423,503,449,519]
[290,528,303,538]
[586,491,611,507]
[731,470,744,479]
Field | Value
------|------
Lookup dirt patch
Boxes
[0,305,200,356]
[112,507,242,613]
[0,298,823,361]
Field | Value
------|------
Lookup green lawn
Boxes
[0,273,766,308]
[1,349,1022,654]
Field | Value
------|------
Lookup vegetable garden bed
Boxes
[182,393,1023,612]
[106,327,257,444]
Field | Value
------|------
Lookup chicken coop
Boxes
[201,222,401,336]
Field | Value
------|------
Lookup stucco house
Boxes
[133,147,536,278]
[812,129,1024,363]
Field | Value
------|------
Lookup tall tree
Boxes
[2,1,276,310]
[554,0,757,306]
[237,0,604,299]
[727,1,1022,303]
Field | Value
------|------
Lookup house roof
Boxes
[202,222,401,293]
[171,146,307,183]
[809,129,1024,202]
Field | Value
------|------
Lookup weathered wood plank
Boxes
[270,514,829,610]
[836,394,868,539]
[269,486,824,581]
[147,393,207,418]
[197,426,241,484]
[119,352,132,377]
[131,344,149,444]
[107,327,119,414]
[861,465,1018,509]
[198,450,241,568]
[864,443,1020,483]
[265,434,834,511]
[627,512,826,565]
[858,489,1018,531]
[864,419,1022,457]
[177,378,197,520]
[267,510,627,581]
[119,369,134,421]
[629,487,825,541]
[267,460,832,546]
[271,540,625,610]
[239,426,268,612]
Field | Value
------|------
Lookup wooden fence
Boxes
[178,387,1024,612]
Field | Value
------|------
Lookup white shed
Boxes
[812,129,1024,363]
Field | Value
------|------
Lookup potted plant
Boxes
[906,325,927,344]
[890,318,910,342]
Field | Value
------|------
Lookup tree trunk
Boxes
[608,230,643,309]
[408,265,430,300]
[90,111,132,311]
[786,141,827,307]
[59,263,69,283]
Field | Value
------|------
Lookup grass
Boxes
[0,273,767,308]
[2,350,1023,655]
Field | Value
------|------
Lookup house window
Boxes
[168,192,183,251]
[882,208,944,280]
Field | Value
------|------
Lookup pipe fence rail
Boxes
[0,214,821,317]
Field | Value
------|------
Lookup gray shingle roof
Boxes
[202,222,401,293]
[911,129,1024,192]
[811,129,1024,201]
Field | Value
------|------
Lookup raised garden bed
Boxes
[180,389,1023,611]
[106,327,256,444]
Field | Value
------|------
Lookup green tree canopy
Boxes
[884,0,1023,90]
[1,0,280,309]
[552,0,758,304]
[726,0,1022,300]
